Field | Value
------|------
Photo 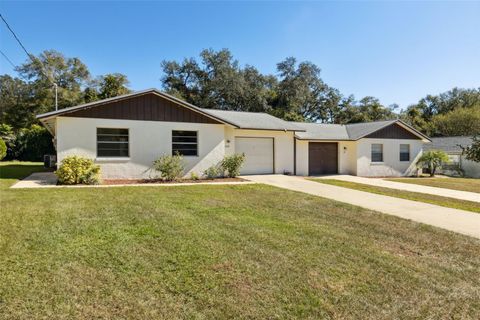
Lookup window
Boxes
[97,128,129,157]
[371,144,383,162]
[172,130,198,156]
[400,144,410,161]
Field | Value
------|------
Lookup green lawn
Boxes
[1,162,479,319]
[312,179,480,214]
[387,177,480,193]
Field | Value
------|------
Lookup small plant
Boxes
[56,156,101,185]
[203,165,221,179]
[189,172,200,180]
[221,153,245,178]
[153,153,185,181]
[0,138,6,160]
[416,150,449,177]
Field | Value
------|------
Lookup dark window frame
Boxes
[399,144,410,162]
[96,128,130,158]
[371,143,383,163]
[172,130,198,157]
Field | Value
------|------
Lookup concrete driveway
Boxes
[317,175,480,203]
[243,175,480,239]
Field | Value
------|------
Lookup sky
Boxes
[1,1,479,109]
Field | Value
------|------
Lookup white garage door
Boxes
[235,137,274,175]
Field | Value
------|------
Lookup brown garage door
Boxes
[309,142,338,175]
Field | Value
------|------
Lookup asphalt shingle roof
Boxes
[345,120,397,140]
[201,109,304,131]
[291,120,427,141]
[423,136,473,153]
[292,122,350,140]
[36,89,428,140]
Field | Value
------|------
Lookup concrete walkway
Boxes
[317,175,480,203]
[243,175,480,239]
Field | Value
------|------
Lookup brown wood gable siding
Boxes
[64,93,222,124]
[365,123,421,140]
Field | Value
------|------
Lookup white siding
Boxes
[56,117,226,179]
[355,138,423,177]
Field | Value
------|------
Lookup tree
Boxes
[460,136,480,163]
[98,73,130,99]
[405,87,480,135]
[16,50,90,115]
[0,75,36,130]
[161,49,273,113]
[432,107,480,137]
[272,57,328,121]
[83,86,99,103]
[416,150,449,177]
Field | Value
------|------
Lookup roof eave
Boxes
[36,89,239,128]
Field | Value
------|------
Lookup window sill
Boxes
[370,162,384,165]
[96,157,130,162]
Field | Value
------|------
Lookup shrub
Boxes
[153,153,185,181]
[221,153,245,178]
[0,123,16,160]
[190,172,200,180]
[203,165,221,179]
[56,156,101,185]
[0,138,6,160]
[416,150,449,177]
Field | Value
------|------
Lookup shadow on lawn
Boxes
[0,163,49,180]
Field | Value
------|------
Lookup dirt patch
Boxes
[102,177,246,185]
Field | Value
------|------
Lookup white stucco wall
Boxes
[224,127,295,174]
[356,138,423,177]
[56,117,226,179]
[295,140,357,176]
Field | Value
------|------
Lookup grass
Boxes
[312,179,480,214]
[0,162,479,319]
[387,177,480,193]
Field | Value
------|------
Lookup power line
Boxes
[0,49,31,82]
[0,13,35,62]
[0,49,17,69]
[0,12,58,109]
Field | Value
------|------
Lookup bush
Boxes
[0,123,16,160]
[221,153,245,178]
[56,156,101,185]
[189,172,200,180]
[15,125,55,161]
[153,153,185,181]
[0,138,6,160]
[203,165,221,179]
[416,150,449,177]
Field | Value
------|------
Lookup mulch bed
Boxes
[102,177,246,185]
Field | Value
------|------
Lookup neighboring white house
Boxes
[424,136,480,178]
[37,89,431,179]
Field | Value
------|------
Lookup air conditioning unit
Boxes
[44,155,57,168]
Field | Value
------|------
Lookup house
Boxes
[36,89,431,179]
[424,136,480,178]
